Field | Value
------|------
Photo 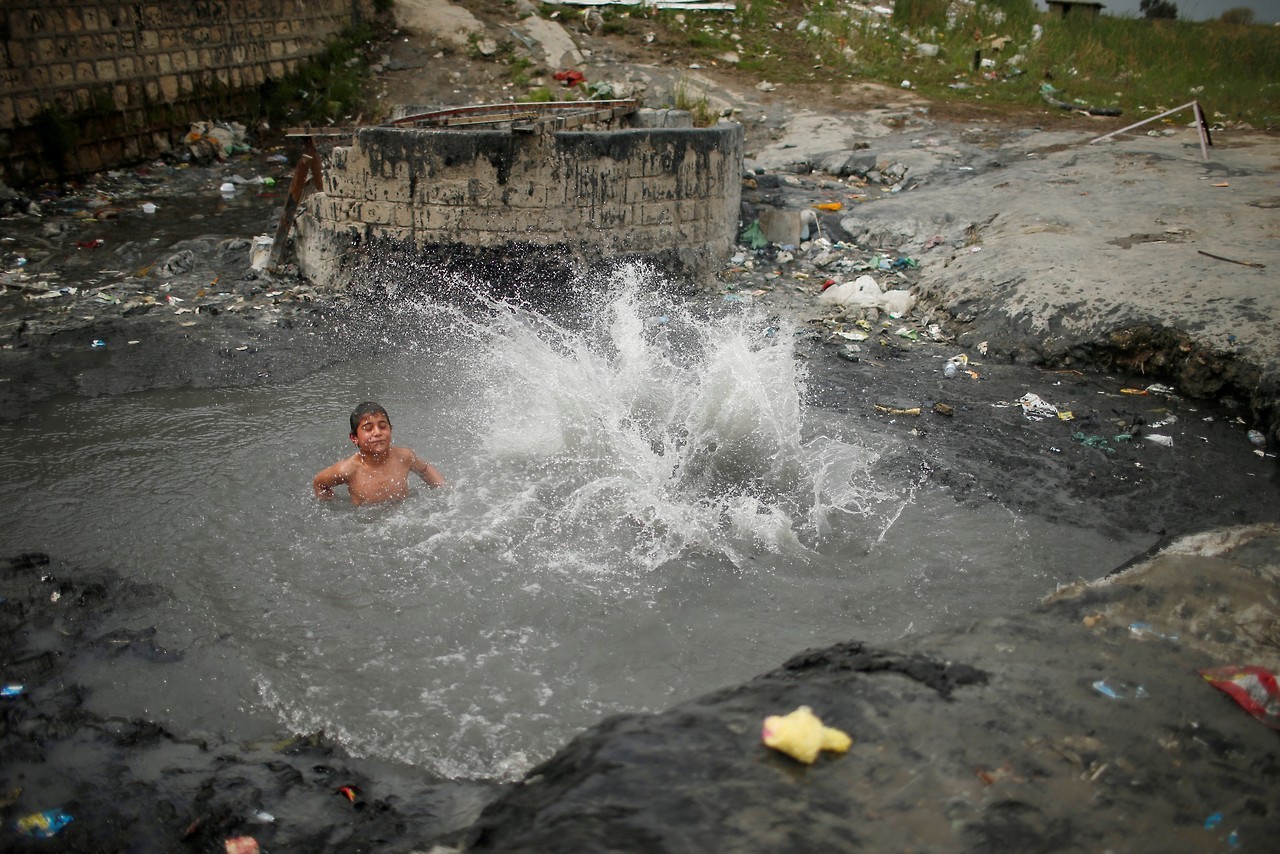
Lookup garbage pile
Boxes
[0,141,321,349]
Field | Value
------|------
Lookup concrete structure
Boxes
[294,115,744,291]
[0,0,383,184]
[1046,1,1105,17]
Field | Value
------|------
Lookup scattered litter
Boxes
[247,235,274,270]
[1092,679,1147,700]
[874,403,922,417]
[975,762,1022,785]
[552,69,586,87]
[933,402,954,417]
[16,809,73,838]
[224,838,259,854]
[1144,434,1174,447]
[762,705,851,764]
[1128,622,1179,642]
[1247,429,1266,449]
[1145,383,1177,397]
[818,275,881,310]
[552,1,737,10]
[1040,82,1122,117]
[812,202,843,212]
[2,683,24,697]
[1198,665,1280,729]
[141,202,157,214]
[185,120,249,161]
[1120,388,1148,396]
[335,785,360,803]
[739,220,767,249]
[1015,392,1060,420]
[91,339,106,349]
[880,289,915,316]
[1073,432,1115,454]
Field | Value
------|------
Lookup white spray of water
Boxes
[400,263,891,574]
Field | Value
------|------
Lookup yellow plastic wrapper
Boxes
[761,705,852,764]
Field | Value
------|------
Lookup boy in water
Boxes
[313,402,447,505]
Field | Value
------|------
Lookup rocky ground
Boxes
[2,1,1280,851]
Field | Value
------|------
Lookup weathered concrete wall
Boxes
[0,0,378,184]
[295,120,745,289]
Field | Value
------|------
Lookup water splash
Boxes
[402,262,889,574]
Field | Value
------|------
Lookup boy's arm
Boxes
[313,460,351,500]
[406,450,447,488]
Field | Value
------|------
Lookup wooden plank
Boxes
[542,1,736,8]
[269,144,322,268]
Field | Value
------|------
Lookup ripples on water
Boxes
[0,263,1134,779]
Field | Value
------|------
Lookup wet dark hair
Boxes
[350,401,390,435]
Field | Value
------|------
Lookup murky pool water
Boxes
[0,267,1140,780]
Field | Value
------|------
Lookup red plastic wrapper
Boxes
[1198,665,1280,729]
[553,69,586,87]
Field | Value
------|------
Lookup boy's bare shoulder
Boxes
[392,445,423,464]
[330,453,361,474]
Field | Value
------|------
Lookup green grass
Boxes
[260,22,381,127]
[674,77,719,127]
[648,0,1279,128]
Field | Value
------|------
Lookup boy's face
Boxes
[350,412,392,455]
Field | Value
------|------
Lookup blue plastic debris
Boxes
[1129,622,1179,642]
[16,809,73,838]
[1092,679,1148,700]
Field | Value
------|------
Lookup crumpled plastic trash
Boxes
[1073,432,1115,454]
[1198,665,1280,729]
[880,289,915,317]
[553,69,586,87]
[185,120,248,161]
[739,220,768,249]
[17,809,73,838]
[818,274,880,309]
[1015,392,1059,420]
[762,705,852,763]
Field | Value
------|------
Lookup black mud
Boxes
[0,553,500,852]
